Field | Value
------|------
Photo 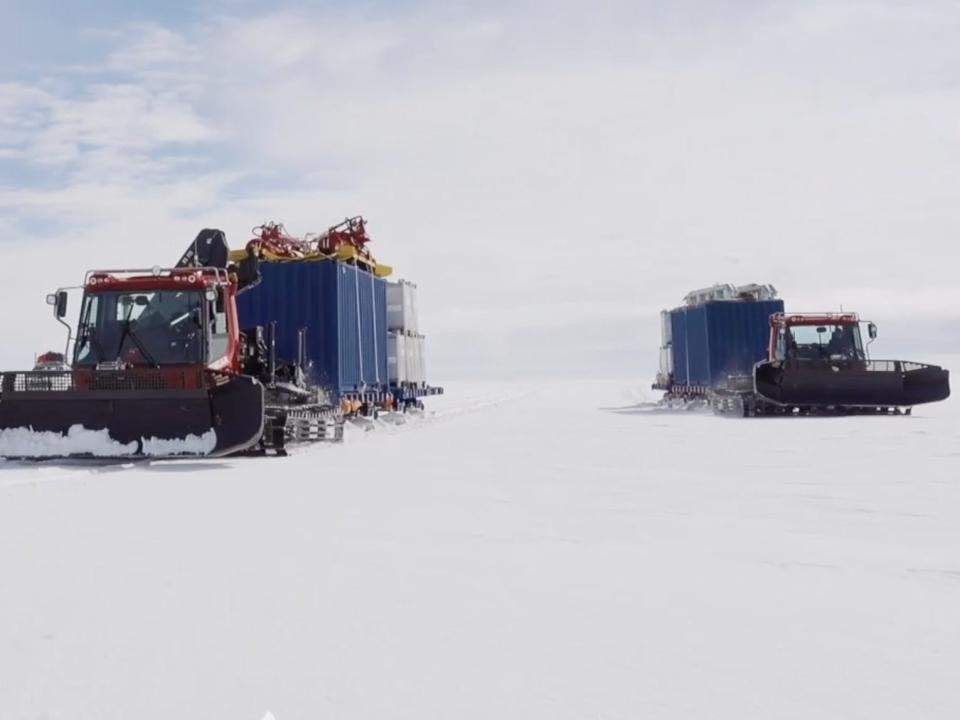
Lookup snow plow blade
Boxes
[0,369,264,459]
[754,360,950,409]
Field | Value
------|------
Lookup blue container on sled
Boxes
[235,261,388,397]
[669,299,784,388]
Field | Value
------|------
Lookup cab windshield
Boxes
[74,290,205,367]
[778,323,865,362]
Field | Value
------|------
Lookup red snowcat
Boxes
[712,312,950,416]
[0,230,342,458]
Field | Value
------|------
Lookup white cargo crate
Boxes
[404,333,420,385]
[408,336,419,385]
[387,332,407,384]
[401,333,428,386]
[660,310,672,346]
[386,280,419,334]
[659,346,673,377]
[417,335,427,385]
[410,334,426,386]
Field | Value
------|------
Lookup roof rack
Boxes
[772,312,861,326]
[84,267,230,284]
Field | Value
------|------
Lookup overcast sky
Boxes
[1,0,958,378]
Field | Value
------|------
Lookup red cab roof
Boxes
[771,312,860,327]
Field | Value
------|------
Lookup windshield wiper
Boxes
[78,326,108,363]
[124,321,160,368]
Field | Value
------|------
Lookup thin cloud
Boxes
[0,0,958,372]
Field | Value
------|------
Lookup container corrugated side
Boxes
[670,310,689,386]
[348,265,388,387]
[668,299,783,389]
[235,261,388,396]
[684,305,711,387]
[704,300,783,384]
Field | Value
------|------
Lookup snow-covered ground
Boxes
[1,381,958,719]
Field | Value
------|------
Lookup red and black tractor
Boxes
[713,312,950,416]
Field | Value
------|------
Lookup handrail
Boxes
[83,267,230,284]
[780,359,938,373]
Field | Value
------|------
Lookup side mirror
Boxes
[867,322,877,340]
[46,290,68,318]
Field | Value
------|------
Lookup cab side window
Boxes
[75,295,101,364]
[209,296,229,360]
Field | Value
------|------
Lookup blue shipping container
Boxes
[669,299,784,388]
[235,261,388,396]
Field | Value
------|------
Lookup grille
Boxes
[0,369,208,393]
[2,372,74,392]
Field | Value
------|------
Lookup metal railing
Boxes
[83,267,230,284]
[864,360,937,373]
[783,359,938,373]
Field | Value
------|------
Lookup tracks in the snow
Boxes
[334,389,533,444]
[0,389,533,482]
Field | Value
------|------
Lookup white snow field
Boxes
[1,381,958,719]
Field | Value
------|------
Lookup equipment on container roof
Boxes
[229,217,393,278]
[682,283,778,307]
[654,284,950,416]
[0,219,442,459]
